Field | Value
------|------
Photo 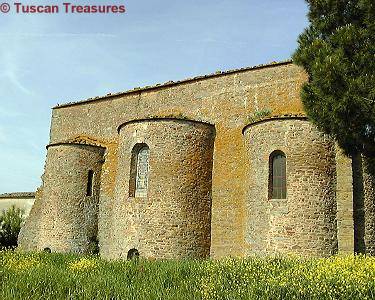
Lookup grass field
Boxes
[0,251,375,299]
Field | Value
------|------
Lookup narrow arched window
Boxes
[86,170,94,196]
[129,144,149,197]
[269,151,286,199]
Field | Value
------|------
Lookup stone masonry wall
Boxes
[48,62,307,257]
[19,144,105,253]
[20,62,356,257]
[352,154,366,253]
[102,119,215,259]
[361,156,375,255]
[335,149,354,254]
[243,118,337,256]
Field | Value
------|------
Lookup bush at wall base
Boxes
[0,205,24,249]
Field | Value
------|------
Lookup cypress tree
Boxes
[293,0,375,157]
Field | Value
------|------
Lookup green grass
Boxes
[0,251,375,299]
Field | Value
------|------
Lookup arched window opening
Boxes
[127,248,140,260]
[129,144,149,197]
[269,151,286,199]
[86,170,94,196]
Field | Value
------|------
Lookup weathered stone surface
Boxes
[335,149,354,254]
[42,62,308,258]
[19,144,105,253]
[361,156,375,255]
[17,61,374,258]
[102,119,215,259]
[243,118,337,256]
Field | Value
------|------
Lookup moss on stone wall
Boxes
[19,62,359,258]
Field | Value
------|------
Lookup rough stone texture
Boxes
[361,156,375,255]
[352,154,366,253]
[243,118,337,256]
[18,144,105,253]
[48,62,307,258]
[102,119,215,259]
[17,61,364,258]
[335,149,354,254]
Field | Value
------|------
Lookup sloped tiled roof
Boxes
[0,192,35,199]
[54,60,293,109]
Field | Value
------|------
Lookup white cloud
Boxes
[0,50,35,96]
[5,69,34,95]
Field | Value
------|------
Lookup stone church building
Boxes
[18,61,375,259]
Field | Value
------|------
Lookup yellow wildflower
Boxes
[68,257,98,271]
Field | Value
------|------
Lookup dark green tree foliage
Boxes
[0,206,25,248]
[293,0,375,156]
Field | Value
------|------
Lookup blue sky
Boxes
[0,0,308,193]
